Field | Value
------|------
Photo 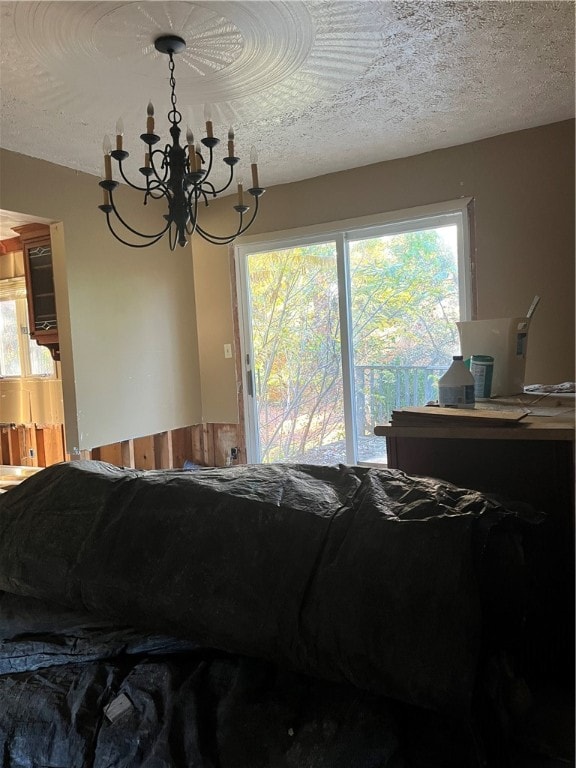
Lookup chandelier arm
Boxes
[201,145,215,180]
[108,189,172,239]
[115,161,150,193]
[143,159,172,201]
[201,180,217,196]
[145,182,171,201]
[194,196,261,244]
[103,211,168,249]
[185,193,199,235]
[199,187,212,207]
[169,224,177,251]
[185,182,209,208]
[111,153,171,200]
[194,229,244,246]
[184,185,198,209]
[153,147,171,184]
[203,164,236,196]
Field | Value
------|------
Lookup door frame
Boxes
[234,198,474,463]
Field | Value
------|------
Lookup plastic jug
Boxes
[438,356,475,408]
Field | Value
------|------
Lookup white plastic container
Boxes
[438,355,475,408]
[457,317,530,397]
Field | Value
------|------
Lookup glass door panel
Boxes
[245,241,347,464]
[349,225,461,463]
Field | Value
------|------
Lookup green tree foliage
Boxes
[248,242,344,461]
[350,229,459,367]
[248,228,459,461]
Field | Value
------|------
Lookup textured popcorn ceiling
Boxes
[0,0,574,216]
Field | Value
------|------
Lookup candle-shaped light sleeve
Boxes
[115,117,124,151]
[204,104,213,138]
[187,127,198,171]
[103,135,112,180]
[227,127,235,158]
[145,151,150,168]
[147,101,154,134]
[195,142,202,166]
[250,145,259,188]
[237,176,244,206]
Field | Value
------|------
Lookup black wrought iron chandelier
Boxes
[98,35,265,250]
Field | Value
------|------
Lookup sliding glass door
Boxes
[236,202,471,465]
[240,240,348,464]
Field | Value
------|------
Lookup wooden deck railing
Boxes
[354,364,447,435]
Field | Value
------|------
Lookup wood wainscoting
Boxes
[0,423,245,470]
[1,424,66,468]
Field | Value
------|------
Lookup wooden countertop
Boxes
[375,393,575,441]
[0,464,42,491]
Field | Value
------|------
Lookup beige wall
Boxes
[1,120,573,437]
[0,149,202,452]
[0,378,64,425]
[193,120,575,423]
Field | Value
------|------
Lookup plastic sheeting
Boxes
[0,461,539,767]
[0,589,484,768]
[0,591,407,768]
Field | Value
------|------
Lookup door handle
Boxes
[246,368,254,397]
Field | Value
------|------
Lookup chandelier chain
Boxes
[168,53,181,126]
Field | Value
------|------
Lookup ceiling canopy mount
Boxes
[154,35,186,55]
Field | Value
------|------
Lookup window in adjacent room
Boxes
[0,277,56,378]
[236,199,473,465]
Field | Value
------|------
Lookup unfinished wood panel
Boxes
[61,425,68,462]
[9,425,38,467]
[212,422,240,466]
[121,440,135,468]
[0,427,17,465]
[9,427,24,466]
[133,435,155,469]
[0,429,8,465]
[93,441,124,467]
[201,423,214,466]
[171,426,193,469]
[0,423,244,471]
[190,425,204,466]
[36,425,65,467]
[0,423,65,467]
[154,431,173,469]
[27,427,39,466]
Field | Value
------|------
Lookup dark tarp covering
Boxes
[1,591,409,768]
[0,590,478,768]
[0,461,535,715]
[0,461,538,767]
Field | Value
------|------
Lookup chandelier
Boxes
[98,35,265,250]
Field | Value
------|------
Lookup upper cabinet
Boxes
[13,224,60,361]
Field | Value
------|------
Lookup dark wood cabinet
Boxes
[375,397,575,680]
[13,224,59,361]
